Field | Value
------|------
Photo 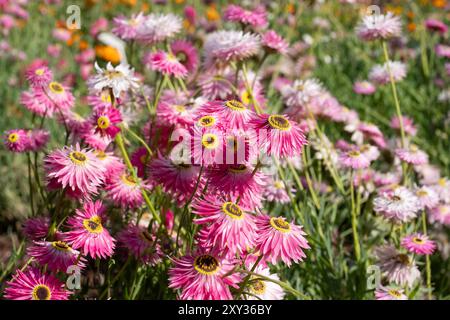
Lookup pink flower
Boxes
[390,116,417,136]
[3,129,31,152]
[250,114,307,158]
[90,17,108,37]
[28,129,50,151]
[22,216,50,241]
[415,186,439,210]
[262,30,289,54]
[373,187,421,223]
[63,200,116,259]
[369,61,407,85]
[192,195,256,255]
[118,224,163,265]
[198,100,255,130]
[395,145,428,165]
[168,249,240,300]
[375,287,407,300]
[92,106,122,138]
[27,240,86,272]
[401,233,436,255]
[356,12,401,41]
[21,91,51,117]
[170,40,198,74]
[429,204,450,226]
[224,5,267,28]
[47,44,62,58]
[263,177,293,204]
[425,19,448,35]
[435,44,450,58]
[4,268,70,300]
[144,50,187,78]
[25,64,52,87]
[192,126,225,165]
[156,100,195,128]
[353,81,376,95]
[33,81,75,112]
[130,147,150,178]
[339,148,371,169]
[112,12,146,40]
[254,214,310,266]
[44,144,106,197]
[105,170,150,209]
[94,149,124,180]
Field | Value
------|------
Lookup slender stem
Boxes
[422,210,432,300]
[235,255,263,298]
[124,126,153,157]
[26,153,35,216]
[99,257,132,299]
[301,148,320,209]
[350,170,361,262]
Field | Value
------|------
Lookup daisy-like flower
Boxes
[432,178,450,203]
[144,50,188,78]
[429,204,450,226]
[27,240,86,272]
[204,30,261,68]
[130,147,150,178]
[395,145,428,165]
[356,12,402,41]
[401,234,436,255]
[94,149,124,180]
[390,116,417,136]
[44,144,106,197]
[118,224,163,265]
[415,186,439,210]
[28,129,50,151]
[282,78,324,109]
[112,12,146,40]
[170,40,199,74]
[4,268,70,300]
[375,286,407,300]
[224,5,267,28]
[425,19,448,35]
[88,62,139,98]
[369,61,407,85]
[339,148,371,169]
[3,129,31,152]
[192,126,226,166]
[373,187,421,223]
[435,44,450,58]
[33,81,75,112]
[22,216,50,241]
[254,214,310,266]
[156,101,195,128]
[91,106,122,138]
[63,200,116,259]
[353,81,376,95]
[263,177,293,204]
[197,100,255,130]
[136,13,182,44]
[105,170,150,209]
[198,69,235,100]
[25,64,52,87]
[250,114,307,158]
[20,90,49,117]
[192,195,256,255]
[168,249,240,300]
[262,30,289,54]
[243,266,285,300]
[375,245,421,288]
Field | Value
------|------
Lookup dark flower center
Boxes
[194,254,220,275]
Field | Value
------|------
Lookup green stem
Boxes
[301,148,320,209]
[350,170,361,262]
[26,153,35,216]
[422,210,432,300]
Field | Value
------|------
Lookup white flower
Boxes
[356,12,402,41]
[88,62,139,98]
[281,78,324,108]
[374,187,421,223]
[369,61,407,85]
[244,267,285,300]
[136,13,182,44]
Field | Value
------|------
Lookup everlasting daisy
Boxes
[250,114,307,158]
[170,40,199,74]
[356,12,402,41]
[401,234,436,255]
[94,149,124,180]
[27,240,86,272]
[395,145,428,165]
[44,144,106,197]
[429,204,450,226]
[375,286,407,300]
[262,30,289,54]
[415,186,439,210]
[432,178,450,203]
[282,78,324,109]
[369,61,407,85]
[20,90,49,116]
[204,30,261,68]
[197,100,255,130]
[136,13,182,44]
[91,106,122,138]
[192,126,225,166]
[88,62,139,98]
[254,214,310,266]
[353,81,376,95]
[390,116,417,136]
[118,224,163,265]
[28,129,50,151]
[4,268,70,300]
[243,266,285,300]
[25,64,52,87]
[105,170,150,209]
[192,195,256,255]
[144,50,188,78]
[22,216,50,241]
[63,200,116,259]
[112,12,146,40]
[224,5,267,28]
[33,81,75,112]
[339,148,371,169]
[425,19,448,35]
[3,129,31,152]
[198,69,234,100]
[436,44,450,58]
[375,245,421,288]
[373,187,421,223]
[263,177,293,204]
[130,147,150,178]
[156,101,195,128]
[168,249,240,300]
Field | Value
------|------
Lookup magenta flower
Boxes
[224,5,267,28]
[375,287,407,300]
[33,81,75,112]
[401,233,436,255]
[262,30,289,54]
[3,129,31,152]
[113,13,146,40]
[144,50,187,78]
[425,19,448,35]
[4,268,70,300]
[339,149,371,170]
[63,200,116,259]
[198,99,255,130]
[25,64,52,87]
[92,106,122,138]
[105,170,150,209]
[435,44,450,58]
[254,214,310,267]
[170,40,199,74]
[22,216,50,241]
[130,147,150,178]
[118,224,163,265]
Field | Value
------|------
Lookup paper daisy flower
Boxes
[28,129,50,152]
[91,106,122,138]
[156,100,196,128]
[22,216,50,241]
[425,19,448,34]
[33,81,75,112]
[170,40,199,74]
[144,50,188,78]
[88,62,139,98]
[3,129,31,152]
[27,240,86,272]
[112,12,146,40]
[375,286,407,300]
[191,126,225,166]
[197,100,255,130]
[415,186,439,210]
[254,214,310,267]
[20,90,50,117]
[373,187,421,223]
[63,200,116,259]
[130,147,150,178]
[353,81,376,95]
[281,78,324,109]
[263,177,293,204]
[105,170,150,209]
[243,266,285,300]
[168,249,240,300]
[401,233,436,255]
[262,30,289,54]
[94,149,125,180]
[390,116,417,136]
[369,61,407,85]
[250,114,307,158]
[428,204,450,226]
[395,145,428,165]
[136,13,182,44]
[25,64,52,87]
[192,195,256,255]
[339,148,371,169]
[224,5,267,28]
[118,224,163,265]
[44,144,106,197]
[356,12,402,41]
[204,30,261,68]
[4,268,70,300]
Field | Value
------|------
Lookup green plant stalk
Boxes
[350,170,361,262]
[235,254,264,298]
[26,153,35,216]
[301,147,321,209]
[422,210,432,300]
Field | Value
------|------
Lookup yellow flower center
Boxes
[410,144,418,152]
[32,285,51,300]
[69,151,88,165]
[348,150,361,157]
[249,279,266,295]
[35,68,45,76]
[95,150,107,160]
[274,180,284,189]
[222,202,244,220]
[198,115,216,127]
[416,190,428,197]
[388,289,403,298]
[438,178,446,187]
[121,174,137,186]
[270,217,291,233]
[49,81,64,94]
[412,237,425,245]
[7,133,19,143]
[194,254,220,275]
[225,100,246,111]
[104,70,123,79]
[82,215,103,234]
[201,133,219,149]
[268,115,291,131]
[228,164,247,173]
[174,105,186,113]
[241,91,251,105]
[51,241,71,251]
[97,116,110,129]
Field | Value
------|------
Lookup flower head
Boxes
[401,233,436,255]
[374,187,421,223]
[136,13,182,44]
[4,129,31,152]
[118,224,163,265]
[88,62,139,98]
[369,61,407,85]
[375,286,407,300]
[262,30,289,54]
[25,64,52,87]
[395,145,428,165]
[112,12,146,40]
[224,5,267,28]
[356,12,401,41]
[170,40,199,74]
[144,50,188,78]
[92,106,122,138]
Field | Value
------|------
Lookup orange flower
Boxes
[183,19,195,33]
[95,45,121,64]
[286,3,295,14]
[141,3,150,12]
[120,0,137,6]
[79,40,89,51]
[432,0,447,7]
[407,22,416,32]
[67,33,80,47]
[206,5,220,22]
